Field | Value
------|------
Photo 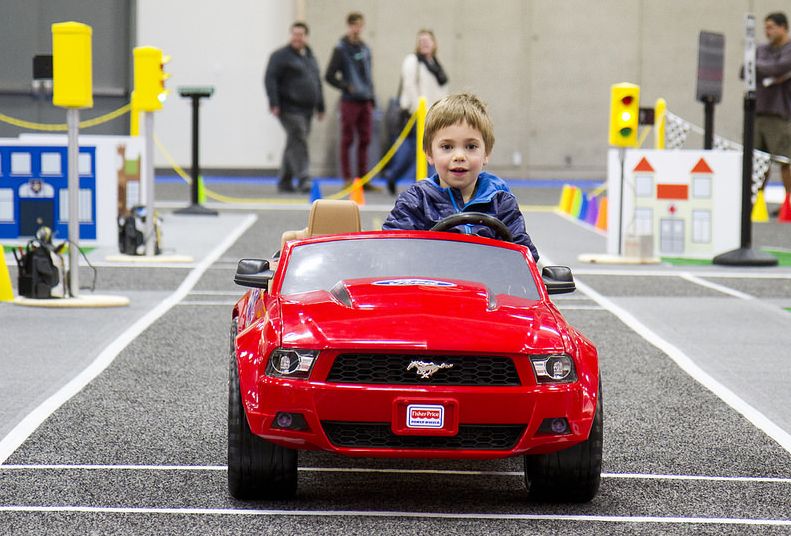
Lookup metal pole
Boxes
[617,147,625,256]
[143,111,155,256]
[703,98,715,150]
[740,93,755,249]
[67,108,80,297]
[190,95,200,206]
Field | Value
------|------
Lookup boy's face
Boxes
[427,121,489,198]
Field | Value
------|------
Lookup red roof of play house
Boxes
[633,157,654,172]
[691,158,713,174]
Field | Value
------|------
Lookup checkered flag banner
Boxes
[664,111,691,149]
[665,110,774,196]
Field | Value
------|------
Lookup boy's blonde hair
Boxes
[423,92,495,155]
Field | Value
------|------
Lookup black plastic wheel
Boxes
[227,318,298,500]
[524,380,603,502]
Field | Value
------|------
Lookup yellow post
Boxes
[415,96,428,180]
[654,98,667,149]
[130,108,139,136]
[52,22,93,109]
[0,247,14,302]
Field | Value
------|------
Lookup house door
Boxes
[660,218,684,254]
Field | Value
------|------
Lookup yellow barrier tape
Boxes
[154,108,418,205]
[0,103,131,131]
[637,125,651,148]
[153,134,306,204]
[327,111,417,200]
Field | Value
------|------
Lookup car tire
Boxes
[227,318,298,500]
[524,379,603,502]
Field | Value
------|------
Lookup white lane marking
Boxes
[0,214,258,465]
[570,274,791,454]
[2,465,790,484]
[176,301,237,306]
[84,262,198,269]
[572,268,791,279]
[188,291,242,296]
[679,273,755,300]
[557,305,605,310]
[0,505,788,526]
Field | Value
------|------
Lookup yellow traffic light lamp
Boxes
[609,83,640,147]
[132,46,170,112]
[52,22,93,109]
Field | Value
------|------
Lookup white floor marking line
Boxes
[0,506,788,526]
[571,275,791,454]
[176,301,237,306]
[0,214,258,465]
[187,291,243,296]
[679,273,755,300]
[557,305,605,310]
[572,268,791,279]
[2,465,790,484]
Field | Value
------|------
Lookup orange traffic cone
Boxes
[778,192,791,223]
[350,178,366,206]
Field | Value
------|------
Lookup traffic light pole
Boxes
[143,111,156,256]
[712,14,777,267]
[703,97,715,150]
[617,147,626,256]
[67,108,80,296]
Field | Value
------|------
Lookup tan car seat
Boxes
[280,199,361,248]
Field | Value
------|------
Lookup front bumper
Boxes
[244,366,597,459]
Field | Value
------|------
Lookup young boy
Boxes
[382,92,539,261]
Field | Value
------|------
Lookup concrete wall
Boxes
[135,0,785,179]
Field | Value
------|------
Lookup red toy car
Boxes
[229,213,601,502]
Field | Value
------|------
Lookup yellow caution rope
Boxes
[0,103,131,131]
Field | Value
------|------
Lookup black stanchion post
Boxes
[712,15,777,266]
[175,86,217,216]
[703,97,715,150]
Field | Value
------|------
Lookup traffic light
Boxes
[609,83,640,147]
[132,46,170,112]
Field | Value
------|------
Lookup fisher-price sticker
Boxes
[407,404,444,428]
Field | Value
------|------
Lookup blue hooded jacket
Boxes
[382,172,539,261]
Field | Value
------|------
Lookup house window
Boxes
[59,189,93,223]
[692,210,711,243]
[41,152,62,175]
[634,207,653,235]
[692,176,711,198]
[0,189,13,221]
[78,153,92,176]
[635,174,653,197]
[11,152,31,175]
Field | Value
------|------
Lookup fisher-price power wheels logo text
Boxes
[407,404,445,428]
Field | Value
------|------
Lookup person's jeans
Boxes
[278,112,312,189]
[340,100,373,181]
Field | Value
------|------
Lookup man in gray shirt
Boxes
[755,12,791,207]
[265,22,325,193]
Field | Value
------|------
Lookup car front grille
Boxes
[325,354,520,386]
[321,422,525,450]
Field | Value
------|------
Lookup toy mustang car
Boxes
[229,206,601,502]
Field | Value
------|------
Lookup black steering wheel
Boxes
[430,212,513,242]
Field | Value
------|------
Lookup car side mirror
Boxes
[234,258,275,289]
[542,265,576,295]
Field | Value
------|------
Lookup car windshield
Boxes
[280,237,539,300]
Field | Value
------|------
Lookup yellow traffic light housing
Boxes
[609,83,640,147]
[51,22,93,109]
[133,46,169,112]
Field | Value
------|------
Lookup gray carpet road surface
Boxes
[1,184,790,534]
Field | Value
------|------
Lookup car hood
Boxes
[279,278,566,354]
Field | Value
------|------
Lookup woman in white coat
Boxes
[384,29,449,194]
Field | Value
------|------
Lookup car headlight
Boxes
[266,348,318,379]
[530,354,576,383]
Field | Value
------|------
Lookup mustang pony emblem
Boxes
[407,360,454,379]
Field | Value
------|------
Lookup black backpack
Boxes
[14,241,60,299]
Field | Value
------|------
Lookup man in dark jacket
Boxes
[324,12,377,190]
[265,21,325,193]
